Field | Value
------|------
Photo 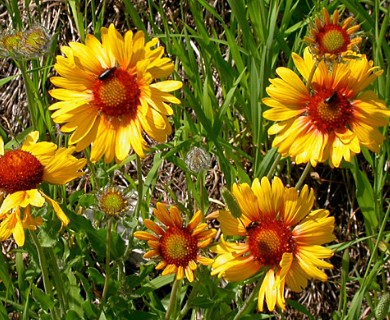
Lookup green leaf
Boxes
[31,285,55,311]
[286,299,315,320]
[86,228,126,260]
[87,267,105,286]
[350,162,378,231]
[127,311,159,320]
[64,268,84,318]
[135,274,175,295]
[221,187,242,218]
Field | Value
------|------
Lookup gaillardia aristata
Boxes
[134,203,216,282]
[263,48,390,167]
[208,177,335,312]
[0,132,86,245]
[49,24,182,163]
[305,8,361,59]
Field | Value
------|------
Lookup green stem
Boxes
[16,62,38,131]
[101,218,113,306]
[266,153,281,180]
[47,248,68,312]
[135,154,144,220]
[199,171,205,214]
[124,154,143,259]
[165,279,181,320]
[295,162,312,190]
[178,283,198,320]
[363,203,390,279]
[30,231,60,320]
[233,280,263,320]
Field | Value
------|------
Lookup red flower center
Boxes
[316,25,350,55]
[247,219,294,266]
[160,227,198,267]
[92,67,141,118]
[0,150,44,193]
[308,89,353,133]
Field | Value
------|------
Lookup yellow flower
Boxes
[263,48,390,167]
[0,206,42,246]
[305,8,361,59]
[134,203,216,282]
[0,131,86,227]
[49,24,182,163]
[209,177,335,312]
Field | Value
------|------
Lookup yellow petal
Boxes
[42,194,70,226]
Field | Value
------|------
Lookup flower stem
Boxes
[165,279,181,320]
[101,218,113,306]
[47,248,68,313]
[199,171,205,214]
[233,280,263,320]
[364,203,390,279]
[295,161,312,190]
[135,154,144,220]
[178,283,197,320]
[267,152,281,180]
[124,154,143,259]
[30,231,60,320]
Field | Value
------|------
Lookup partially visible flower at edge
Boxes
[305,7,361,60]
[262,48,390,167]
[0,31,23,58]
[0,24,52,59]
[134,203,216,282]
[49,24,183,163]
[208,177,335,312]
[0,131,86,240]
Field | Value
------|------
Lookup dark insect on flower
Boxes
[325,92,338,104]
[98,67,117,80]
[246,221,259,231]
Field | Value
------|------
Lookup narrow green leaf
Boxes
[350,161,378,231]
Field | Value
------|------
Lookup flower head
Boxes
[134,203,216,282]
[262,48,390,167]
[305,8,361,59]
[209,177,335,312]
[0,131,86,228]
[98,187,128,217]
[185,147,211,173]
[19,25,52,59]
[49,24,182,163]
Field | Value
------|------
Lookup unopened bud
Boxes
[185,147,211,173]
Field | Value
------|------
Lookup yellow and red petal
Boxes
[156,260,167,270]
[154,203,175,228]
[214,209,246,236]
[168,206,183,228]
[144,250,160,259]
[134,231,159,242]
[184,266,194,282]
[144,219,165,236]
[283,185,315,226]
